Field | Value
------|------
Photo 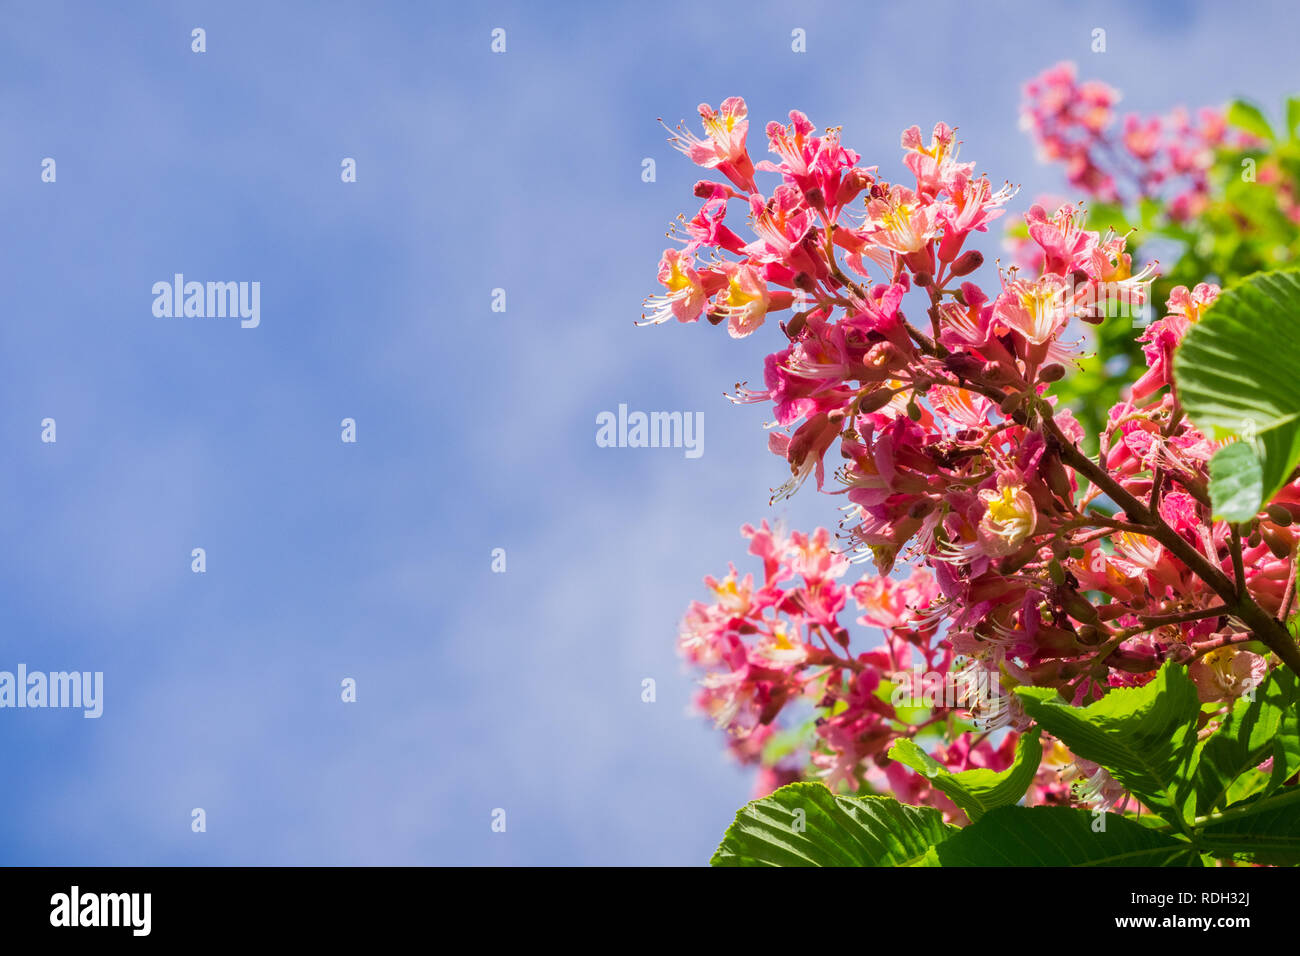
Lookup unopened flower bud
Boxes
[856,388,895,414]
[1266,503,1294,527]
[1048,558,1066,585]
[866,341,905,371]
[908,498,935,520]
[943,353,982,378]
[834,168,873,206]
[693,180,737,200]
[1039,363,1066,383]
[1023,659,1074,684]
[1062,589,1100,626]
[949,249,984,277]
[981,360,1013,385]
[1044,458,1073,502]
[1260,524,1294,559]
[1110,644,1161,673]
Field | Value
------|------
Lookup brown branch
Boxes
[943,363,1300,676]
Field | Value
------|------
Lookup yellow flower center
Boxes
[725,275,759,308]
[986,486,1027,525]
[770,623,796,651]
[666,260,694,293]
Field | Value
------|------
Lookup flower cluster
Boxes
[648,96,1297,812]
[681,521,1033,810]
[1020,61,1254,220]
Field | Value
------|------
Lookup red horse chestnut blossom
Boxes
[1020,61,1256,219]
[645,95,1300,819]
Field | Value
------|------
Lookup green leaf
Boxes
[1227,99,1275,142]
[1208,441,1265,522]
[1286,95,1300,141]
[710,781,958,867]
[1084,202,1133,236]
[933,806,1200,866]
[1197,788,1300,865]
[1174,268,1300,517]
[1267,727,1300,794]
[1138,197,1164,232]
[1192,668,1299,814]
[1016,664,1201,823]
[888,728,1042,822]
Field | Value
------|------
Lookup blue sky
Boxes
[0,0,1295,865]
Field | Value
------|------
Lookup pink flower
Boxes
[1024,202,1096,276]
[640,248,711,325]
[1189,646,1267,702]
[977,477,1037,557]
[937,171,1014,261]
[864,184,937,258]
[1131,284,1216,399]
[761,110,818,185]
[993,273,1071,345]
[852,568,938,630]
[714,262,793,339]
[1123,113,1163,162]
[667,97,757,192]
[901,122,973,198]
